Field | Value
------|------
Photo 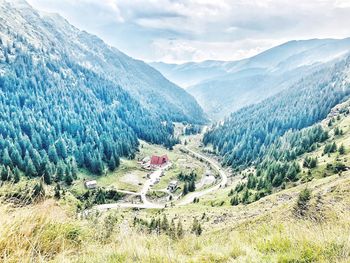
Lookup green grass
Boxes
[2,174,350,263]
[70,158,144,193]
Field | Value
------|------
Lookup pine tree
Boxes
[65,173,73,186]
[191,218,199,234]
[32,180,45,200]
[94,154,104,175]
[56,138,67,159]
[6,166,13,181]
[54,183,61,199]
[10,148,23,170]
[13,167,20,183]
[43,163,53,185]
[161,214,169,232]
[70,158,78,179]
[295,188,311,216]
[115,155,120,168]
[242,189,250,204]
[2,148,12,168]
[196,223,202,236]
[48,145,59,164]
[176,220,184,239]
[188,179,196,192]
[230,196,239,206]
[191,218,202,236]
[56,161,65,182]
[149,218,156,233]
[182,183,189,196]
[108,156,117,171]
[331,142,337,153]
[339,144,346,155]
[95,189,106,204]
[0,166,7,181]
[25,158,37,177]
[169,218,176,239]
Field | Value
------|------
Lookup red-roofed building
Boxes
[150,155,169,167]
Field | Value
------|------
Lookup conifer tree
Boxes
[2,148,12,168]
[13,167,20,183]
[65,173,73,186]
[176,220,184,239]
[161,214,169,232]
[54,183,61,199]
[55,161,65,182]
[183,183,189,196]
[48,145,59,164]
[169,218,176,239]
[25,158,37,177]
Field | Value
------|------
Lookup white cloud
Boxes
[151,38,284,63]
[27,0,350,63]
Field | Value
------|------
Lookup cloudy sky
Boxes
[27,0,350,63]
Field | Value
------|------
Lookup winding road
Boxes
[176,147,228,206]
[94,147,228,211]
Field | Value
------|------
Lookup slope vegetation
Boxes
[0,0,205,183]
[204,55,350,169]
[0,0,205,123]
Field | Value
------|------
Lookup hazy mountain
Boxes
[149,60,230,88]
[152,38,350,120]
[0,0,206,124]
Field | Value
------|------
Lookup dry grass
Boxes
[1,186,349,263]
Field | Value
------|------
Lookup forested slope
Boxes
[0,0,205,184]
[204,55,350,170]
[0,0,205,123]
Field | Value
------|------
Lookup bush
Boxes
[294,188,312,217]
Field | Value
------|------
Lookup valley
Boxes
[1,1,350,262]
[82,130,230,211]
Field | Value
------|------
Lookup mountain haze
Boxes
[152,38,350,120]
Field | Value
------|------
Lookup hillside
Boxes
[2,105,350,261]
[0,0,206,183]
[0,0,205,124]
[204,54,350,170]
[152,38,350,120]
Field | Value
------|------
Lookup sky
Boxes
[27,0,350,64]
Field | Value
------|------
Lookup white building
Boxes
[85,180,97,189]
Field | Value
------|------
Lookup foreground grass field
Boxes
[1,170,350,262]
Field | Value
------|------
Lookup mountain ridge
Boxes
[151,38,350,120]
[0,0,206,124]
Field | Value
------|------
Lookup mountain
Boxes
[203,54,350,169]
[149,60,230,88]
[0,0,205,179]
[152,38,350,120]
[0,0,205,124]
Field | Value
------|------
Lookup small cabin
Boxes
[150,155,169,168]
[85,180,97,189]
[167,180,178,192]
